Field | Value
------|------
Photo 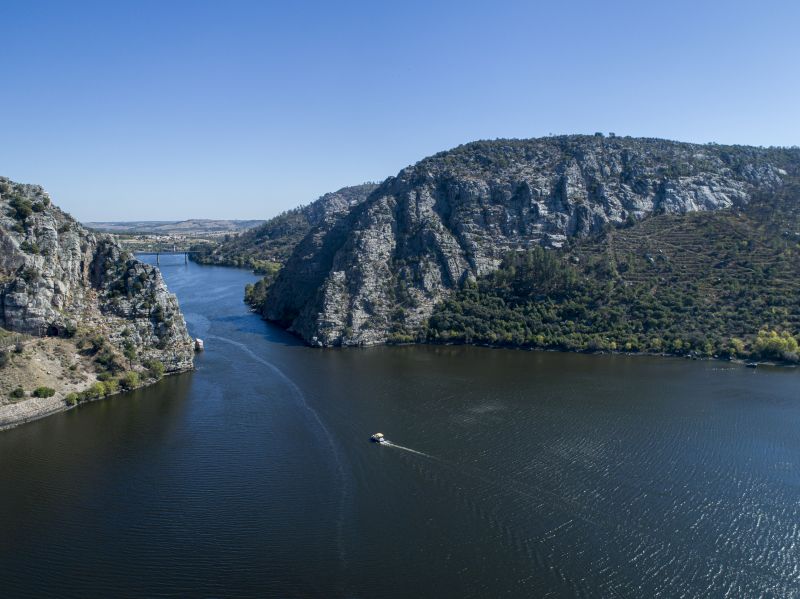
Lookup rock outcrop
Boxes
[262,135,796,346]
[0,177,194,372]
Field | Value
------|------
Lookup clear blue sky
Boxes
[0,0,797,221]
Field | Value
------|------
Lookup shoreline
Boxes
[309,334,797,368]
[0,368,193,432]
[255,314,798,368]
[403,340,798,367]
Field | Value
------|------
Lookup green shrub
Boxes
[151,304,166,323]
[387,332,415,344]
[9,196,32,221]
[89,335,106,352]
[0,351,9,368]
[32,386,56,398]
[119,371,140,390]
[19,240,40,254]
[9,386,25,399]
[19,267,40,283]
[102,378,119,395]
[752,330,799,361]
[95,348,124,373]
[86,382,107,399]
[123,341,137,366]
[145,359,165,380]
[65,392,79,406]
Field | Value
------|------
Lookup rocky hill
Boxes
[427,176,800,361]
[259,135,799,347]
[0,177,194,427]
[191,183,377,271]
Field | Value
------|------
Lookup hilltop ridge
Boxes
[255,135,798,349]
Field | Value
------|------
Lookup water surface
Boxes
[1,256,799,597]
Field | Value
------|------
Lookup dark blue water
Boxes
[1,256,799,597]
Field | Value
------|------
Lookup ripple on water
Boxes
[1,260,799,598]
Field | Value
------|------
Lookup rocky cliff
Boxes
[262,135,797,346]
[0,177,194,372]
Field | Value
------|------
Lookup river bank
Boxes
[0,368,192,430]
[254,321,800,368]
[0,335,193,431]
[414,339,800,367]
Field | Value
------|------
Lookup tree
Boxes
[123,341,137,368]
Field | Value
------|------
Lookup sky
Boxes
[0,0,798,221]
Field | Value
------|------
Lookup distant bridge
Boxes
[132,244,205,264]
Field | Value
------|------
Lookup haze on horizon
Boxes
[0,0,797,222]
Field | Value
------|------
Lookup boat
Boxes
[194,338,204,352]
[370,433,388,444]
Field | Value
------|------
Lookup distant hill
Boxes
[84,219,265,235]
[191,183,378,271]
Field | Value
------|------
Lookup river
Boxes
[1,256,799,597]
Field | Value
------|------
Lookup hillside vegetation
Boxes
[425,177,800,362]
[258,135,799,347]
[192,208,310,272]
[192,183,377,273]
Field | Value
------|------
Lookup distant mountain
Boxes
[191,184,378,270]
[251,135,799,359]
[85,219,265,235]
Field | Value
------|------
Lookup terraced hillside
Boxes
[426,177,800,361]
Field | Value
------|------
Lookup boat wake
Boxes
[383,441,433,458]
[206,335,351,569]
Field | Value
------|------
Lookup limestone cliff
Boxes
[0,177,194,372]
[262,135,796,346]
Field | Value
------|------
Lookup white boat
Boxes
[370,432,388,444]
[195,338,204,351]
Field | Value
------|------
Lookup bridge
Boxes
[131,243,206,264]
